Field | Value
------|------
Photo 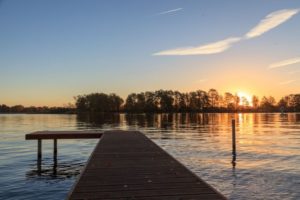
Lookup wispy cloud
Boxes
[153,37,241,56]
[245,9,299,39]
[269,57,300,69]
[279,80,296,85]
[156,8,183,16]
[153,8,299,56]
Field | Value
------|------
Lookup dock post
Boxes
[54,139,57,158]
[232,119,236,164]
[37,139,42,173]
[38,139,42,160]
[53,139,57,175]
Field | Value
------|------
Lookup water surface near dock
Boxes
[0,113,299,199]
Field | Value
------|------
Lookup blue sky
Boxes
[0,0,300,106]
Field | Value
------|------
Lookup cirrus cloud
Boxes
[269,57,300,69]
[153,8,299,56]
[245,9,299,38]
[153,37,241,56]
[156,8,183,16]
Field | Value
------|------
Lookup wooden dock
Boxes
[67,131,226,200]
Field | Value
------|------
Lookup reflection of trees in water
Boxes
[125,114,146,127]
[76,113,121,128]
[281,113,300,123]
[124,113,211,129]
[77,113,299,131]
[260,113,275,123]
[75,112,297,131]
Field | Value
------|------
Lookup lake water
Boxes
[0,113,299,199]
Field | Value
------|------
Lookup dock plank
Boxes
[68,131,226,200]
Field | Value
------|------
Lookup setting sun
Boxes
[237,91,253,106]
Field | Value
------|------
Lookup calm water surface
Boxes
[0,113,299,199]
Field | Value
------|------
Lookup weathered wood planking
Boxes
[68,131,226,200]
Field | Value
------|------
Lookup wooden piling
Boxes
[54,139,57,159]
[232,119,236,164]
[38,139,42,160]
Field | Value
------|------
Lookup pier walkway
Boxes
[67,131,226,199]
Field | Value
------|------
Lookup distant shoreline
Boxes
[1,90,300,114]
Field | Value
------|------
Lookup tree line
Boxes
[123,89,300,112]
[74,89,300,113]
[0,104,75,114]
[1,89,300,113]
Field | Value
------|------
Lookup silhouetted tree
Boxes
[124,93,137,111]
[188,91,198,111]
[0,104,10,113]
[108,93,124,112]
[75,93,123,112]
[260,96,276,111]
[196,90,209,111]
[278,96,289,111]
[144,92,157,112]
[173,91,183,112]
[75,95,88,112]
[252,95,259,109]
[224,92,235,110]
[10,105,24,113]
[156,90,174,112]
[233,94,240,110]
[208,89,219,109]
[288,94,300,111]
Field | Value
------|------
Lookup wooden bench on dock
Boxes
[26,131,103,161]
[26,130,226,199]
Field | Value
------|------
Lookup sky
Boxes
[0,0,300,106]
